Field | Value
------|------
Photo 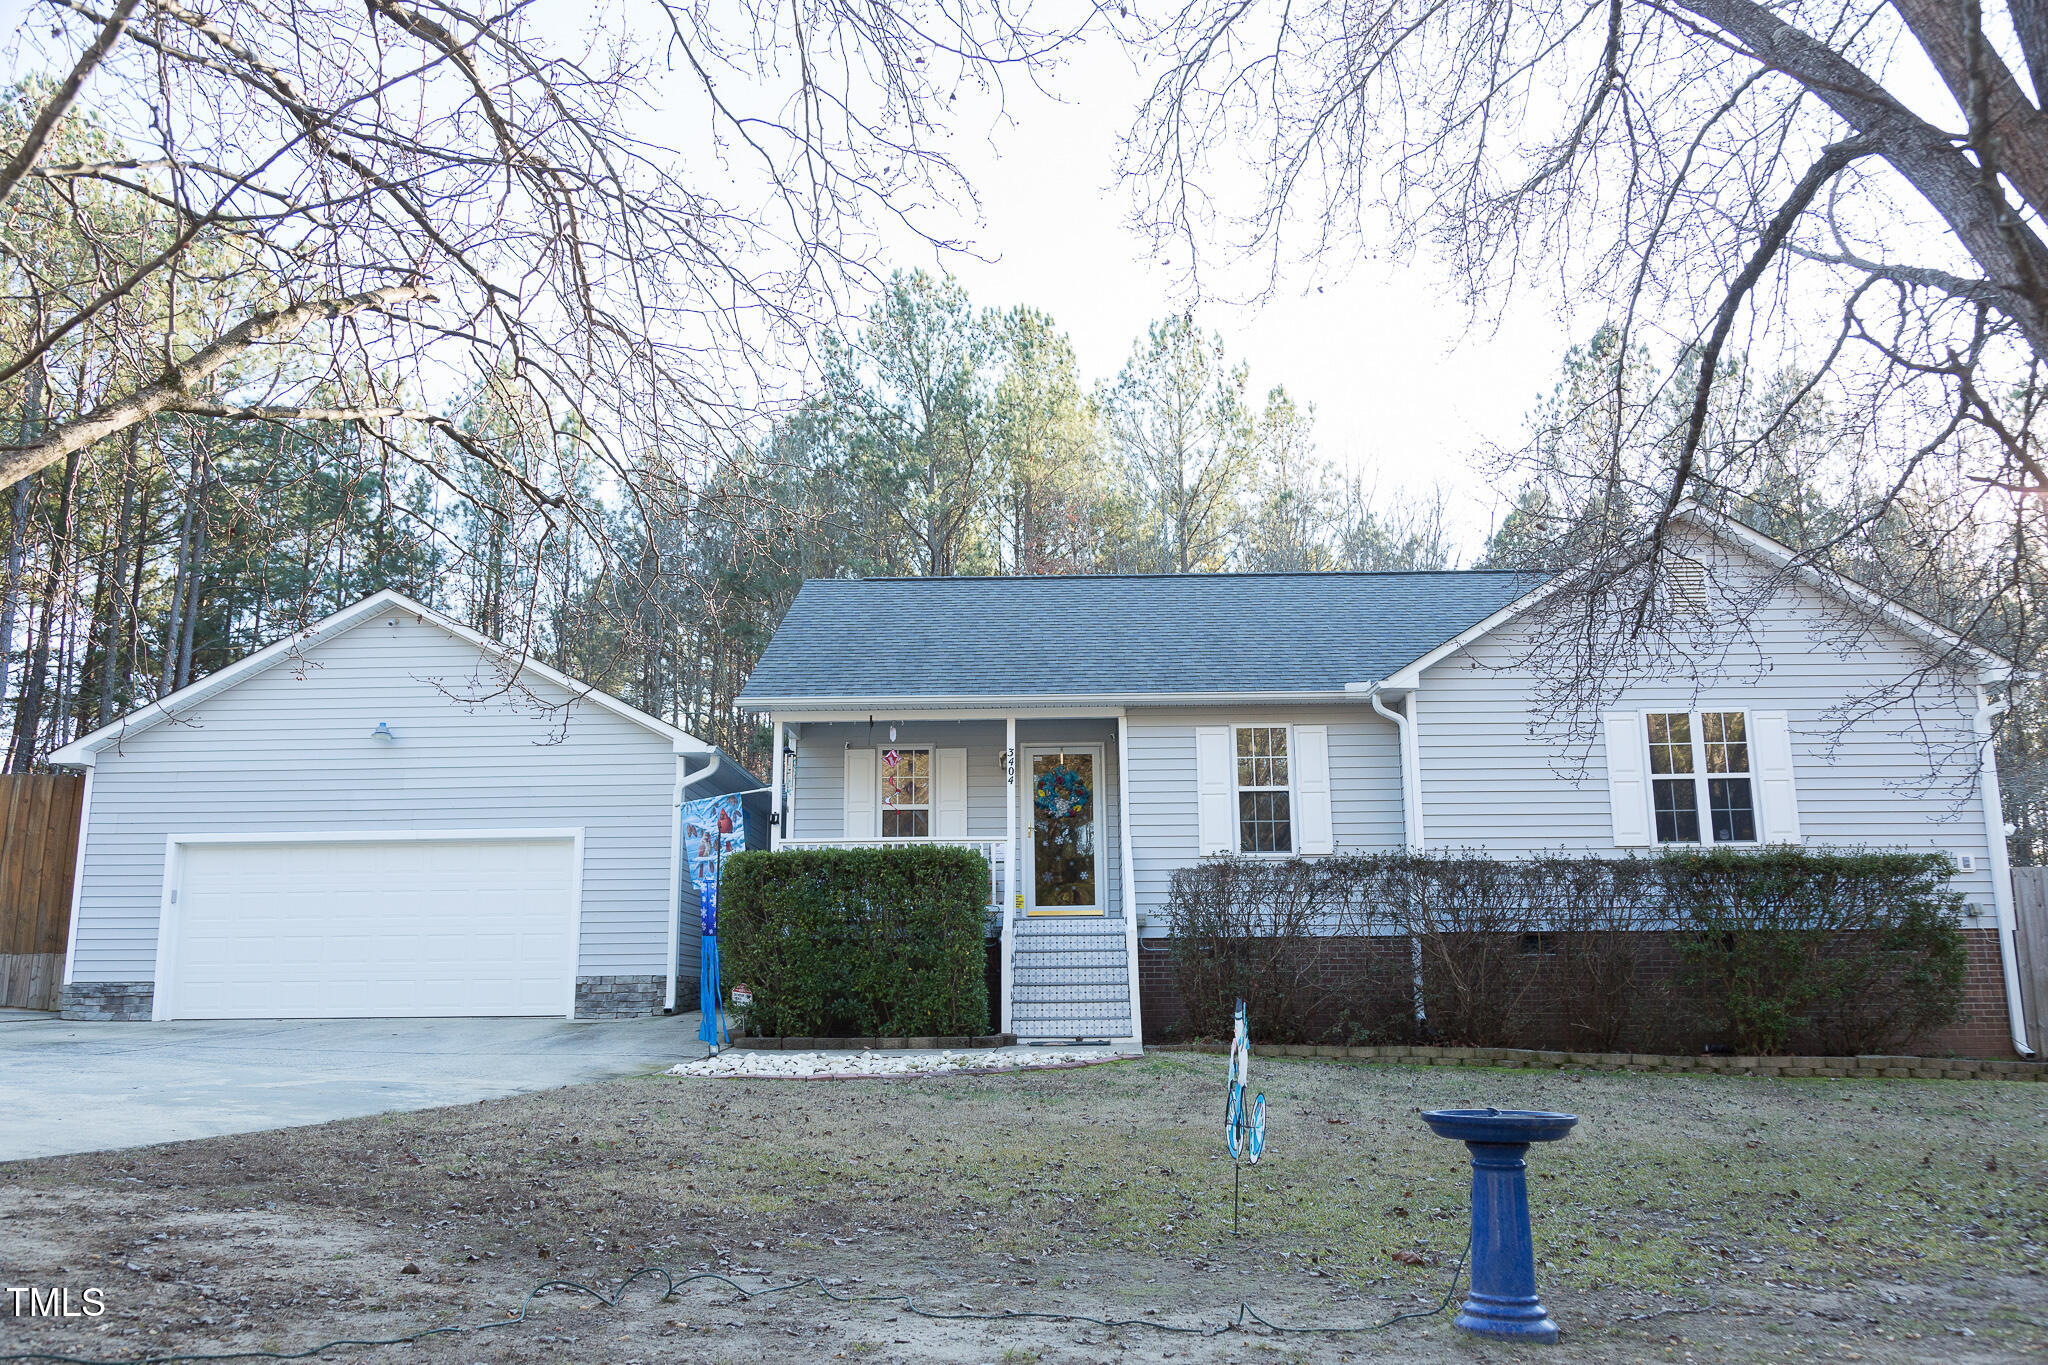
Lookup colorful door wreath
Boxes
[1033,763,1092,818]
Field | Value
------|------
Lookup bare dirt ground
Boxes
[2,1053,2044,1364]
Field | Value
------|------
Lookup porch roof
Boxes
[737,569,1538,707]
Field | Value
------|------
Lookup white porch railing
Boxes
[775,838,1007,914]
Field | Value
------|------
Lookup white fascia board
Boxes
[51,588,718,765]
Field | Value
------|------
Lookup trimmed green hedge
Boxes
[718,845,990,1038]
[1163,847,1970,1054]
[1667,846,1967,1054]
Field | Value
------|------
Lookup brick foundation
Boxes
[1925,928,2018,1058]
[574,975,665,1019]
[58,981,154,1021]
[1138,924,2024,1059]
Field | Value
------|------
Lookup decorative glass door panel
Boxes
[1027,749,1101,913]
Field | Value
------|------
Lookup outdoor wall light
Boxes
[370,721,397,743]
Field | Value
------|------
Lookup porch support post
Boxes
[1116,709,1145,1050]
[769,717,785,852]
[1002,714,1017,1035]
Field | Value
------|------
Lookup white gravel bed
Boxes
[666,1047,1114,1079]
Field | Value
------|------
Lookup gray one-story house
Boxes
[737,508,2025,1055]
[53,589,758,1022]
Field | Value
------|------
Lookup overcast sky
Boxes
[884,34,1582,550]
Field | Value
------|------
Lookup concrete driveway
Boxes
[0,1012,709,1162]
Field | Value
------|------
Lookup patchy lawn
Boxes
[2,1054,2043,1363]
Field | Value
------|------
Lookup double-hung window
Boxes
[1234,725,1293,854]
[1646,711,1757,844]
[879,747,931,838]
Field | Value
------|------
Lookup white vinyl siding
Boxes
[1418,536,1996,920]
[1129,707,1404,930]
[65,614,712,984]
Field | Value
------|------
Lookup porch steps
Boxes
[1009,917,1134,1041]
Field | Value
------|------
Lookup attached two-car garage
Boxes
[53,590,755,1023]
[158,834,578,1020]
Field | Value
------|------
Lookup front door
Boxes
[1022,745,1104,916]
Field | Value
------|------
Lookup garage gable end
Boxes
[57,595,738,1021]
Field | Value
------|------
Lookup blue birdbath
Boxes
[1421,1107,1579,1344]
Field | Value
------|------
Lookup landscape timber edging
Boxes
[1148,1041,2048,1082]
[729,1032,1019,1051]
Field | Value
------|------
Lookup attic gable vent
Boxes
[1666,558,1708,613]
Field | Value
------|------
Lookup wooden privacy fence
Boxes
[2015,866,2048,1056]
[0,774,85,1011]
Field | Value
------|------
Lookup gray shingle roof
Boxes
[737,570,1540,704]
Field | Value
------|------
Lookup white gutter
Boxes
[666,750,724,1013]
[1977,687,2033,1057]
[737,689,1363,714]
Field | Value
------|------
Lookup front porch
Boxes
[768,714,1142,1047]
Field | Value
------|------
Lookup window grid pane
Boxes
[1239,792,1293,854]
[882,809,929,838]
[1703,711,1749,775]
[1647,712,1694,775]
[1708,777,1756,843]
[1235,727,1290,789]
[1653,777,1700,844]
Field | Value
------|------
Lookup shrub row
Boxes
[1163,848,1968,1055]
[719,845,990,1038]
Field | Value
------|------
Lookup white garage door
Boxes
[161,836,577,1019]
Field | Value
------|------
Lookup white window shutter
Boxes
[1195,725,1234,856]
[843,748,877,839]
[934,747,968,838]
[1293,724,1334,855]
[1750,711,1803,844]
[1603,712,1653,848]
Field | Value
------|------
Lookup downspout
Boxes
[666,749,724,1013]
[1368,686,1423,850]
[1369,684,1428,1027]
[1976,687,2033,1058]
